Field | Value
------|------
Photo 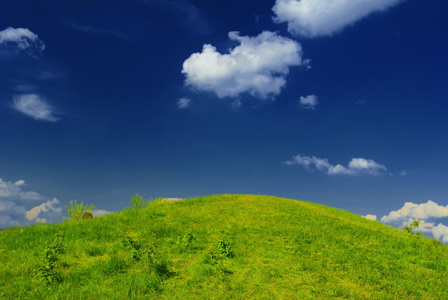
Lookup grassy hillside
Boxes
[1,194,448,299]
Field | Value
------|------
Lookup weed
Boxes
[217,239,233,258]
[64,200,97,221]
[122,234,143,261]
[129,193,148,209]
[38,231,64,286]
[177,231,195,248]
[206,239,234,273]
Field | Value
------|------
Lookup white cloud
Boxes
[400,170,407,176]
[25,198,62,221]
[182,31,307,99]
[381,200,448,223]
[0,27,45,53]
[299,94,318,110]
[0,178,64,228]
[379,200,448,243]
[431,224,448,244]
[177,97,191,109]
[283,154,387,176]
[0,178,44,201]
[363,214,377,221]
[272,0,404,38]
[94,209,113,217]
[13,94,58,122]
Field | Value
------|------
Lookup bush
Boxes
[129,193,148,209]
[64,200,97,221]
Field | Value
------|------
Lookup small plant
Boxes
[38,232,64,286]
[123,234,143,261]
[64,200,97,221]
[403,220,421,236]
[129,193,148,209]
[122,234,168,276]
[217,240,233,258]
[177,232,195,248]
[206,239,234,273]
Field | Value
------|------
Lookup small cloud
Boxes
[299,94,318,110]
[94,209,113,217]
[15,180,25,187]
[182,31,307,99]
[0,27,45,54]
[231,99,242,110]
[283,154,387,176]
[272,0,404,38]
[354,99,367,106]
[13,94,59,122]
[363,214,377,221]
[400,170,407,176]
[177,97,191,109]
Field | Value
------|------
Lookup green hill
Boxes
[1,195,447,299]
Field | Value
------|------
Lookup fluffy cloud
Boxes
[0,178,63,228]
[182,31,307,99]
[283,154,387,176]
[25,198,62,223]
[299,94,318,110]
[272,0,404,38]
[381,200,448,223]
[177,97,191,109]
[13,94,58,122]
[380,200,448,243]
[0,27,45,53]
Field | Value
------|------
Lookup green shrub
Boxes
[129,193,148,209]
[38,232,64,285]
[177,232,195,248]
[64,200,97,221]
[403,220,421,236]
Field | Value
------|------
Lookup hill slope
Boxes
[1,194,448,299]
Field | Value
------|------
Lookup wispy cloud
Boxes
[0,27,45,54]
[299,94,319,110]
[177,97,191,109]
[137,0,213,34]
[380,200,448,243]
[182,31,308,99]
[13,94,59,122]
[284,154,387,176]
[0,178,63,228]
[63,21,130,40]
[272,0,404,38]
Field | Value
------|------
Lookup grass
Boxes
[1,194,448,299]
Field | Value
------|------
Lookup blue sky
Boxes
[1,0,448,240]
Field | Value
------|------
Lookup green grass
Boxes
[1,194,448,299]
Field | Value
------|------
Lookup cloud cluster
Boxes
[283,154,387,176]
[0,27,45,53]
[299,94,318,110]
[13,94,58,122]
[381,200,448,223]
[272,0,403,38]
[182,31,307,99]
[0,178,63,228]
[379,200,448,243]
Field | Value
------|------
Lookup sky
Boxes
[1,0,448,241]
